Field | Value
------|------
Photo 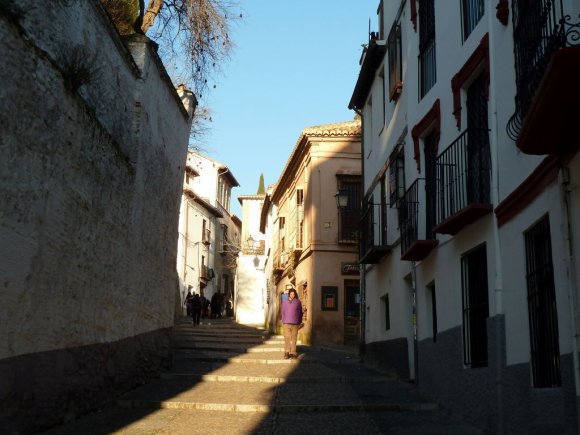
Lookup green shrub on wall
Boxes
[100,0,139,35]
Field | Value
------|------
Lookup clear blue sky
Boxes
[202,1,378,216]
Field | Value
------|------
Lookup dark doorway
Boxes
[344,280,360,345]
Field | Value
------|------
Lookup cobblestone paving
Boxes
[42,318,483,434]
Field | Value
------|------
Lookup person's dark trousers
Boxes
[193,311,201,325]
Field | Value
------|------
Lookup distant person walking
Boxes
[192,293,202,326]
[281,288,303,359]
[210,293,220,319]
[184,290,194,318]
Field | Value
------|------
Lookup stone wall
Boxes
[0,1,195,432]
[417,316,577,434]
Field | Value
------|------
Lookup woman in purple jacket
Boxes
[281,288,303,359]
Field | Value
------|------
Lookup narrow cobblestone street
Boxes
[42,318,483,434]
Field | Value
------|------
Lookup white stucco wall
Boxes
[0,0,194,359]
[236,256,267,325]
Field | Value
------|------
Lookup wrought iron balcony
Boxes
[273,246,286,273]
[506,0,580,155]
[433,128,493,235]
[399,179,439,261]
[202,228,211,245]
[359,202,393,264]
[200,265,214,280]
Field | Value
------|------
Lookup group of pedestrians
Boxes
[185,290,234,325]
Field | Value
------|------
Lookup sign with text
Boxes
[341,262,360,275]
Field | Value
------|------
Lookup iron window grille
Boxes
[337,176,361,243]
[461,0,485,41]
[419,0,437,99]
[524,215,561,388]
[461,244,489,368]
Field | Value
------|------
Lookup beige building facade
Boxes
[263,120,362,346]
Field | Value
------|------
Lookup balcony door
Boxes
[466,73,490,204]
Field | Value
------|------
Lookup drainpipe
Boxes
[560,167,580,433]
[487,10,504,433]
[354,107,366,358]
[411,260,418,382]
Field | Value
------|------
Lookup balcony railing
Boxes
[273,245,286,272]
[201,265,214,280]
[202,228,211,245]
[399,179,439,261]
[288,205,304,253]
[507,0,580,153]
[359,202,393,264]
[433,128,493,235]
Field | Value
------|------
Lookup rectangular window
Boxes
[378,0,385,40]
[321,286,338,311]
[202,219,210,244]
[461,244,489,367]
[427,282,438,342]
[296,189,304,205]
[382,294,390,331]
[279,217,286,251]
[525,215,561,387]
[387,22,402,101]
[461,0,484,41]
[337,176,361,243]
[379,68,386,124]
[419,0,436,98]
[220,224,228,252]
[389,145,405,207]
[296,189,304,249]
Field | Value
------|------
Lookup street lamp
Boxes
[247,235,262,269]
[247,235,256,253]
[334,190,349,209]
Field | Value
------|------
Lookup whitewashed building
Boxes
[349,0,580,433]
[177,152,241,310]
[236,190,268,325]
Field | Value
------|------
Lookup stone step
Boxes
[173,334,270,344]
[161,372,395,384]
[173,344,286,353]
[116,379,438,413]
[44,407,482,435]
[170,357,382,378]
[174,331,281,338]
[172,351,361,365]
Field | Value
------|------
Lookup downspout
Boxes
[488,9,504,433]
[411,260,418,382]
[354,107,366,357]
[560,167,580,434]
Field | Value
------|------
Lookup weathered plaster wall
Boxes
[0,1,194,432]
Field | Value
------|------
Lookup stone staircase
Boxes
[43,317,483,434]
